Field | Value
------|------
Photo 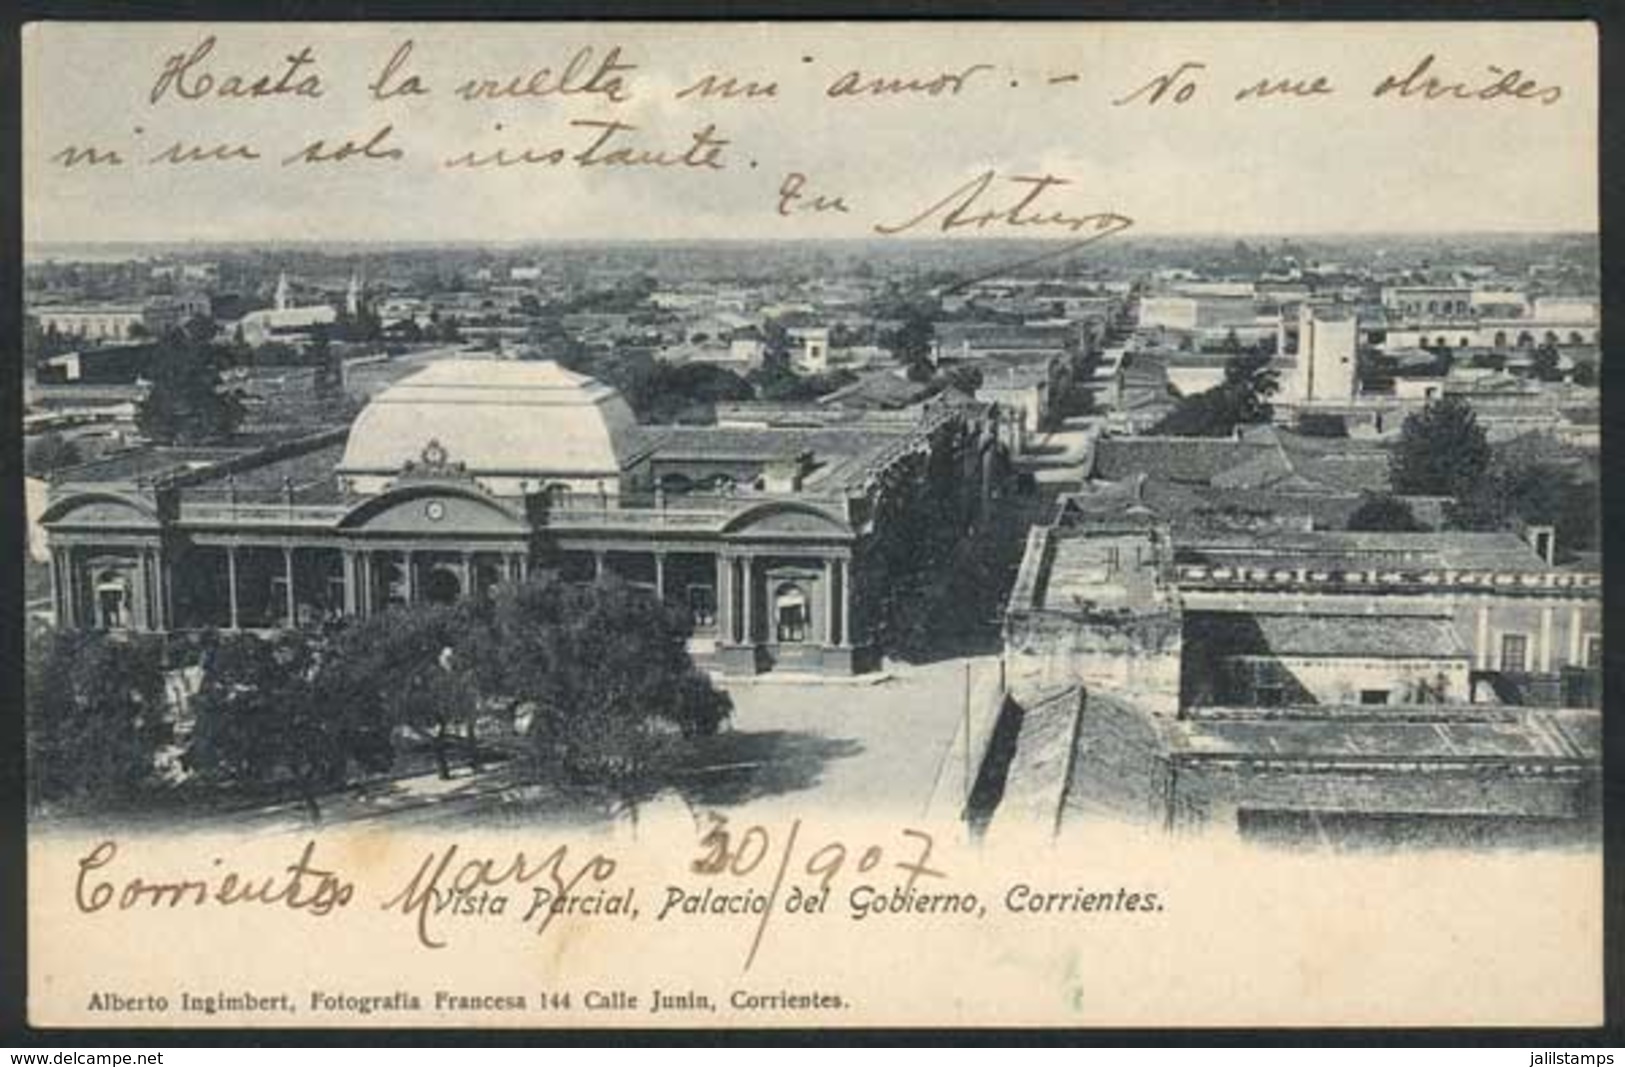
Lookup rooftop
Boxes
[632,422,912,492]
[338,359,641,479]
[1171,709,1597,764]
[1175,529,1551,573]
[1184,611,1469,660]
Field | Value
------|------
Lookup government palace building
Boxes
[39,360,1008,676]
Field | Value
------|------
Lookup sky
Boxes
[22,21,1599,244]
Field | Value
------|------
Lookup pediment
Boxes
[723,502,851,540]
[339,486,528,535]
[39,492,160,530]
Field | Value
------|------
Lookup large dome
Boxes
[338,359,638,495]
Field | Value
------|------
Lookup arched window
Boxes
[1545,331,1559,345]
[1426,301,1439,314]
[774,583,809,643]
[1570,331,1584,345]
[1518,332,1534,348]
[423,567,462,605]
[1494,331,1507,348]
[659,472,694,495]
[95,569,130,630]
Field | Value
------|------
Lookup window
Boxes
[1585,634,1603,670]
[95,575,128,631]
[1359,689,1390,706]
[1255,683,1285,708]
[774,583,809,643]
[687,584,717,628]
[1500,633,1528,674]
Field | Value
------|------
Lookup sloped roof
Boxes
[1188,612,1468,660]
[1092,437,1278,485]
[338,359,639,476]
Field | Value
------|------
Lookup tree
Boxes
[494,577,730,805]
[759,321,792,375]
[1529,342,1563,382]
[886,307,936,381]
[1390,396,1492,499]
[751,365,858,403]
[321,603,495,781]
[1150,351,1279,437]
[1446,433,1599,557]
[135,330,245,444]
[936,363,984,395]
[27,630,172,810]
[628,362,753,423]
[1346,492,1424,532]
[186,631,392,821]
[24,431,83,477]
[309,327,343,402]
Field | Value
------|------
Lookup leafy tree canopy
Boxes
[1346,492,1424,532]
[1150,351,1280,437]
[1389,396,1492,499]
[135,329,244,445]
[27,630,172,809]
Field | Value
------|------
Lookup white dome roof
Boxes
[339,359,638,481]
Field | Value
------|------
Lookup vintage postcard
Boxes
[21,20,1601,1029]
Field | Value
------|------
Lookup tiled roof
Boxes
[1186,612,1469,660]
[1172,710,1595,762]
[1092,437,1277,485]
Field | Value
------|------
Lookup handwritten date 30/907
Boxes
[71,828,1163,968]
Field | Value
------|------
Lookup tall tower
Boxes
[346,272,361,317]
[1294,304,1357,403]
[274,271,291,312]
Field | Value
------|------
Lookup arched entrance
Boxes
[774,583,809,643]
[423,566,463,605]
[94,569,131,630]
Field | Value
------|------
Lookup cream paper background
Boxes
[23,20,1602,1028]
[29,821,1602,1027]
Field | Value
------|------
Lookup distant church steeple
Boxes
[275,271,291,312]
[346,271,362,317]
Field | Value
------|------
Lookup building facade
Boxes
[40,360,1007,677]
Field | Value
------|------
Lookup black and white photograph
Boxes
[16,19,1607,1029]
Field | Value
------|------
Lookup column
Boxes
[342,550,359,616]
[158,549,173,631]
[594,550,606,581]
[1538,606,1554,673]
[824,557,838,646]
[283,546,296,625]
[50,547,67,627]
[741,556,754,645]
[460,551,473,600]
[226,544,240,630]
[716,553,732,643]
[404,550,417,604]
[1569,605,1584,667]
[133,549,152,631]
[1474,604,1489,670]
[838,557,851,648]
[654,552,666,601]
